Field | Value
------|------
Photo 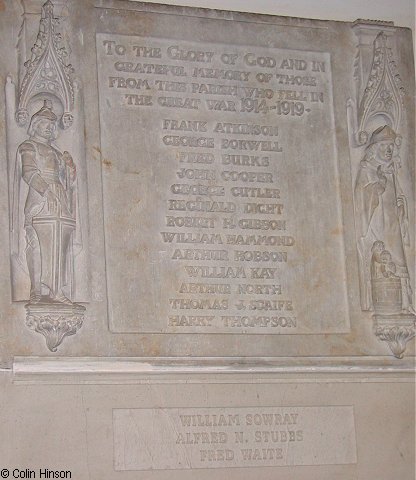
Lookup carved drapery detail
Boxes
[16,0,74,129]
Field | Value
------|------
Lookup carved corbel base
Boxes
[374,314,416,358]
[25,302,85,352]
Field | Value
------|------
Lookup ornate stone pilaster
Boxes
[347,21,415,358]
[6,0,89,351]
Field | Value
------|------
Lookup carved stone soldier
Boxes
[355,125,413,313]
[14,100,79,304]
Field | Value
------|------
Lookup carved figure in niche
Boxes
[355,125,413,314]
[13,100,81,304]
[370,240,385,280]
[379,250,397,278]
[371,241,399,279]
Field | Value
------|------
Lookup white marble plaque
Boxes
[1,0,415,358]
[97,34,349,335]
[113,406,357,470]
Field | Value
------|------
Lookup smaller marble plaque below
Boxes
[113,406,357,470]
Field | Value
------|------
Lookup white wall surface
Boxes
[135,0,415,34]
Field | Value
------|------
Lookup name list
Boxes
[97,34,349,335]
[114,406,357,470]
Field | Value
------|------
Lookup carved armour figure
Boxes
[355,125,413,313]
[14,100,78,304]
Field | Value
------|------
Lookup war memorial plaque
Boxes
[0,0,414,358]
[0,1,415,479]
[97,34,347,335]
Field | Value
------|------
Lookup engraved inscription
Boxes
[113,406,357,470]
[97,34,349,334]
